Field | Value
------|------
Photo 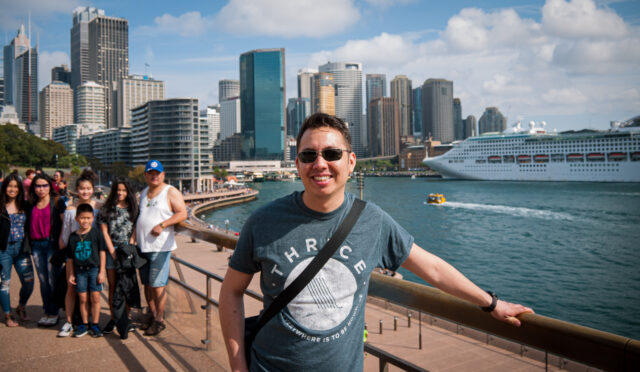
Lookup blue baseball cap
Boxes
[145,160,164,173]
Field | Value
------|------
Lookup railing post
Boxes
[419,311,422,350]
[174,257,196,314]
[379,319,383,334]
[408,312,411,328]
[394,316,397,331]
[201,276,212,350]
[379,359,389,372]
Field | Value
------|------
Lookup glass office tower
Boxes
[240,48,286,160]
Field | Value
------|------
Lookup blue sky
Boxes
[2,0,639,132]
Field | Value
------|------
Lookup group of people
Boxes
[0,159,186,339]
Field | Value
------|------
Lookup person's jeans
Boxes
[30,240,61,316]
[0,241,35,314]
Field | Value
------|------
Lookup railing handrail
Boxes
[175,222,640,372]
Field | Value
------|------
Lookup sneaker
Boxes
[89,324,103,338]
[37,316,49,326]
[102,319,115,334]
[45,316,59,327]
[57,322,73,337]
[73,324,88,338]
[143,320,166,336]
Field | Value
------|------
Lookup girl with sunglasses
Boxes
[0,173,35,326]
[27,173,65,326]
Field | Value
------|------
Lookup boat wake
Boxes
[442,201,574,221]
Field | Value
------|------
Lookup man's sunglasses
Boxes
[297,148,350,163]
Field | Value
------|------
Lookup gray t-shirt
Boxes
[230,191,414,371]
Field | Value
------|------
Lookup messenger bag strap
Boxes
[250,198,366,337]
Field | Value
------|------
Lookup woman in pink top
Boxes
[27,174,65,327]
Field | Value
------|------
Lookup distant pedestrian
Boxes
[136,160,187,336]
[23,169,35,197]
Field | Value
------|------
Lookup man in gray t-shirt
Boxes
[220,113,533,371]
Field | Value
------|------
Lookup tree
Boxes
[71,166,81,176]
[128,165,146,185]
[110,161,131,178]
[213,166,228,180]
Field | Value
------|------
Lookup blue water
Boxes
[201,178,640,339]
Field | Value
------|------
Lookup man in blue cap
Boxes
[136,160,187,335]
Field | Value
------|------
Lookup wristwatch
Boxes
[159,222,165,229]
[480,291,498,312]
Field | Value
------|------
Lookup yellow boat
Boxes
[427,193,446,204]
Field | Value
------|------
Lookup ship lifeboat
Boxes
[534,154,549,163]
[488,156,502,163]
[607,152,627,162]
[567,153,584,162]
[630,152,640,161]
[427,193,446,204]
[517,155,531,164]
[587,153,605,162]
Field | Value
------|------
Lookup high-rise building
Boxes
[39,82,73,139]
[318,62,363,156]
[390,75,412,137]
[287,98,310,137]
[479,107,506,134]
[219,79,239,103]
[90,127,132,166]
[220,96,241,141]
[51,64,71,84]
[213,132,243,162]
[70,7,103,94]
[310,72,335,115]
[0,77,4,106]
[297,68,316,100]
[204,105,221,144]
[239,48,286,160]
[421,79,454,143]
[368,97,400,157]
[463,115,477,139]
[76,81,106,129]
[453,98,463,141]
[365,73,386,153]
[117,75,165,127]
[3,25,38,130]
[88,13,128,128]
[53,124,80,154]
[131,98,212,191]
[412,87,422,136]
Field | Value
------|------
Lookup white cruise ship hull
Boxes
[423,130,640,182]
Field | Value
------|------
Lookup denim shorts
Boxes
[139,251,172,288]
[105,250,115,270]
[75,266,102,293]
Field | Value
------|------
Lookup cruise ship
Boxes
[423,117,640,182]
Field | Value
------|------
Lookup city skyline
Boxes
[1,0,639,132]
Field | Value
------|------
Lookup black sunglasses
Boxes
[297,148,350,163]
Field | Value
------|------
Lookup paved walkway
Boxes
[0,234,567,371]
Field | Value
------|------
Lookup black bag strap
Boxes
[250,198,366,337]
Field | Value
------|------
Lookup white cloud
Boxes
[137,11,211,37]
[542,0,628,38]
[483,75,532,95]
[362,0,416,9]
[38,51,70,89]
[216,0,361,38]
[541,88,589,104]
[0,0,80,31]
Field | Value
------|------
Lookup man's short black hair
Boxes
[76,203,94,215]
[296,113,352,153]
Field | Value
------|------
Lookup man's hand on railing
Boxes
[491,300,534,327]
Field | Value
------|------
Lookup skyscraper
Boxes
[70,7,103,119]
[0,77,4,106]
[318,62,363,156]
[421,79,454,143]
[479,107,506,134]
[39,82,73,139]
[88,12,128,128]
[310,72,335,115]
[76,81,106,129]
[219,79,239,103]
[117,75,165,127]
[239,48,286,160]
[204,105,221,144]
[390,75,412,137]
[3,25,38,130]
[297,68,316,100]
[463,115,477,139]
[368,97,400,157]
[412,87,422,136]
[51,64,71,84]
[453,98,463,141]
[286,97,310,137]
[220,96,241,141]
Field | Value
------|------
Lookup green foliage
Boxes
[71,166,81,176]
[109,161,131,178]
[128,165,146,185]
[58,154,87,168]
[213,166,228,180]
[0,125,68,168]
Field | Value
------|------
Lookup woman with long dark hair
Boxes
[27,173,64,326]
[98,177,138,334]
[56,169,102,337]
[0,173,35,326]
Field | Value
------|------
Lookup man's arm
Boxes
[219,267,254,372]
[150,187,188,236]
[401,244,533,326]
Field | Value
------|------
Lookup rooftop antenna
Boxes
[144,62,152,78]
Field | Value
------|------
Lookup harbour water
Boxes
[201,177,640,340]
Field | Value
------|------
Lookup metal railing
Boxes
[173,222,640,372]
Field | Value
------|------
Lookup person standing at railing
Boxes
[136,160,187,336]
[219,113,534,372]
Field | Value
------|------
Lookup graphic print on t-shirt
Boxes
[285,257,358,331]
[75,241,92,262]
